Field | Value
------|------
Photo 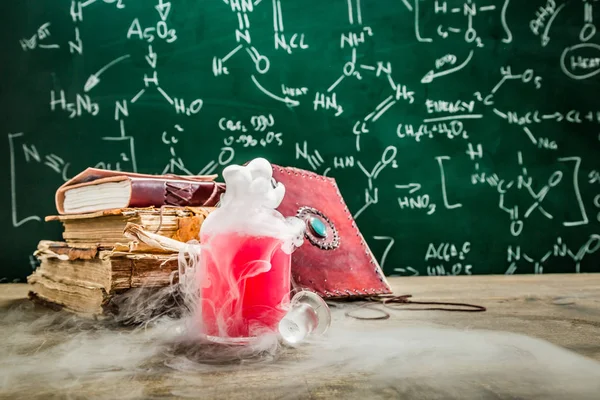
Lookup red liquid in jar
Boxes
[195,232,291,339]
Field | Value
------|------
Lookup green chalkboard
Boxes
[1,0,599,282]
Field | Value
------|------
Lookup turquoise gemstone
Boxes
[309,217,328,238]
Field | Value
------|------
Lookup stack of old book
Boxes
[27,168,225,318]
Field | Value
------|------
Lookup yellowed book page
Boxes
[36,258,113,292]
[27,274,105,315]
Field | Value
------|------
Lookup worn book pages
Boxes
[28,241,180,316]
[122,223,190,252]
[45,207,212,251]
[28,275,107,315]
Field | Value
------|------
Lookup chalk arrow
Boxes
[84,54,131,92]
[251,75,300,107]
[84,75,100,92]
[155,1,171,21]
[421,70,435,83]
[541,35,550,47]
[542,112,563,122]
[421,50,474,84]
[393,267,419,276]
[145,45,157,68]
[394,183,421,194]
[541,3,566,47]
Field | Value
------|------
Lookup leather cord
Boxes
[379,294,487,312]
[344,303,391,320]
[344,294,486,320]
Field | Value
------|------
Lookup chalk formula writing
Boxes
[3,0,600,280]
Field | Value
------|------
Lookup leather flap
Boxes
[272,165,392,299]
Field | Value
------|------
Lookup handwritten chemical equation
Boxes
[4,0,600,280]
[219,114,283,148]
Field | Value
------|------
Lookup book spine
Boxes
[128,180,224,208]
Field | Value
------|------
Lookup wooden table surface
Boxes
[2,274,600,399]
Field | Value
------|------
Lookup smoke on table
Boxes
[4,156,599,398]
[2,286,600,400]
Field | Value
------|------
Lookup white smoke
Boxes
[202,157,305,251]
[2,296,600,399]
[185,158,306,342]
[4,157,599,398]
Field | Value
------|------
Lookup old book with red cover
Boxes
[55,168,225,214]
[272,165,392,299]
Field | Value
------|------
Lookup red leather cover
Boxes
[272,165,392,299]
